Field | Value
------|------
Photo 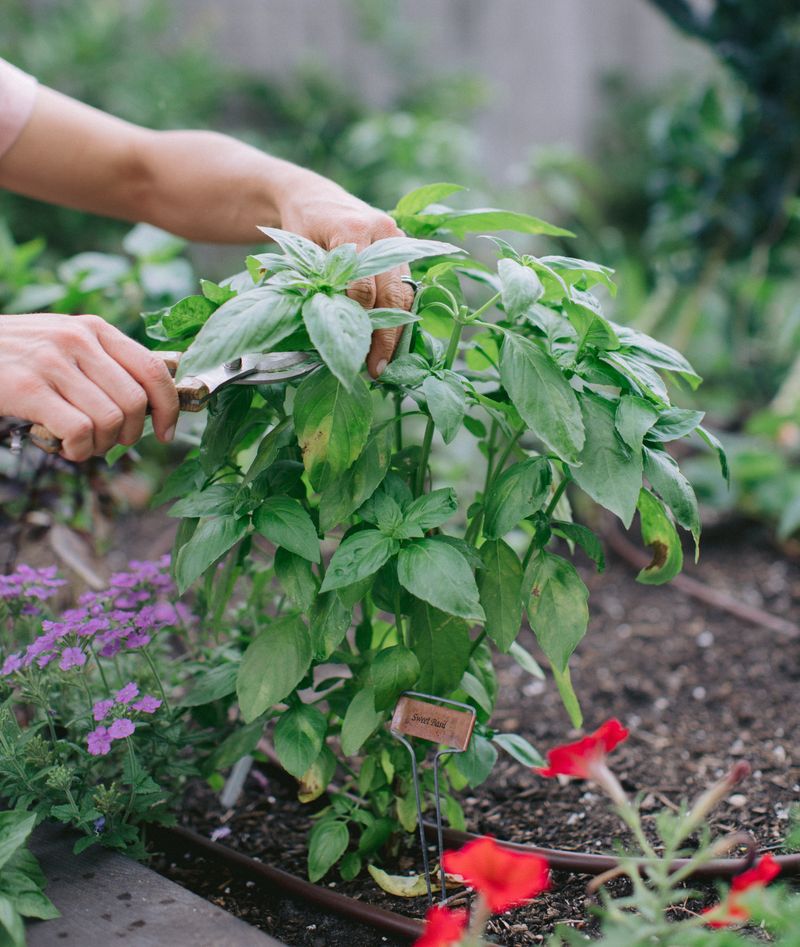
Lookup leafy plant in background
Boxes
[0,808,59,947]
[528,0,800,538]
[148,183,724,881]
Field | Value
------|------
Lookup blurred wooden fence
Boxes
[182,0,709,174]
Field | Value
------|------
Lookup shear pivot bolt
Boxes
[224,358,243,372]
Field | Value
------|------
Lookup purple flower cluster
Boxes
[0,565,67,615]
[0,556,190,678]
[87,681,163,756]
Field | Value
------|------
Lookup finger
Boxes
[53,368,125,455]
[367,327,404,378]
[75,350,148,446]
[17,383,95,462]
[328,230,378,312]
[90,320,179,441]
[366,266,414,377]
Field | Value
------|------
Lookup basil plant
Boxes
[149,183,724,882]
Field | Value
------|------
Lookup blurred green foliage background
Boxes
[2,0,800,538]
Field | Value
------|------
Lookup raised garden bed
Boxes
[151,522,800,946]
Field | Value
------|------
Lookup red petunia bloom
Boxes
[441,836,550,914]
[536,719,629,779]
[703,854,781,928]
[413,904,468,947]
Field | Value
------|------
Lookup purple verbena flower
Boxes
[87,726,112,756]
[131,695,162,714]
[59,647,86,671]
[93,699,114,722]
[108,718,135,739]
[115,682,139,704]
[124,631,151,650]
[1,653,22,676]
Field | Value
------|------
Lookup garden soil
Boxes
[156,522,800,946]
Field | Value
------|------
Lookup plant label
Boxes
[391,695,475,751]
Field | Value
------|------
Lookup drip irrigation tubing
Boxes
[602,522,800,638]
[426,823,800,879]
[148,820,800,946]
[149,823,425,941]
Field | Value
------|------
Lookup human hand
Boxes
[278,182,415,377]
[0,314,179,462]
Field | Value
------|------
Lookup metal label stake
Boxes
[390,691,476,905]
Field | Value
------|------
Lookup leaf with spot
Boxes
[524,551,589,672]
[635,489,683,585]
[293,368,373,490]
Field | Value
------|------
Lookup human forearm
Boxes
[133,128,353,243]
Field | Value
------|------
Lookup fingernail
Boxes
[165,424,176,442]
[375,359,388,376]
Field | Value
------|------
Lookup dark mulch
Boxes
[156,523,800,946]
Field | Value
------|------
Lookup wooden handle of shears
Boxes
[29,351,209,454]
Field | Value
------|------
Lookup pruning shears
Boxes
[27,349,320,454]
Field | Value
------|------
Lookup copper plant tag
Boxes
[391,696,475,751]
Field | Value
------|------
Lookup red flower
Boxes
[536,719,629,779]
[703,854,781,928]
[414,904,468,947]
[441,836,550,914]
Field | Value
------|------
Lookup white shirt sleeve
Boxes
[0,58,38,160]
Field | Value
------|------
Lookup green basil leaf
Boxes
[275,547,318,612]
[302,293,372,390]
[643,447,701,554]
[421,373,465,445]
[550,521,605,571]
[174,515,248,594]
[437,208,573,239]
[299,745,338,803]
[635,489,683,585]
[352,238,462,279]
[253,496,320,563]
[498,258,543,318]
[409,601,471,696]
[572,392,642,528]
[564,297,620,351]
[477,539,523,652]
[649,407,705,442]
[167,483,238,519]
[178,288,302,379]
[403,487,457,531]
[398,538,484,621]
[524,551,589,671]
[615,395,659,452]
[483,456,552,539]
[393,182,467,216]
[320,530,399,592]
[539,255,616,294]
[492,732,545,768]
[236,615,313,723]
[161,294,217,338]
[453,733,497,787]
[508,641,545,679]
[378,354,431,387]
[244,418,293,483]
[308,820,350,883]
[370,646,420,711]
[294,368,373,490]
[318,427,393,534]
[369,308,421,330]
[697,425,730,484]
[500,333,584,464]
[274,704,327,779]
[340,685,382,756]
[257,226,327,273]
[310,592,353,659]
